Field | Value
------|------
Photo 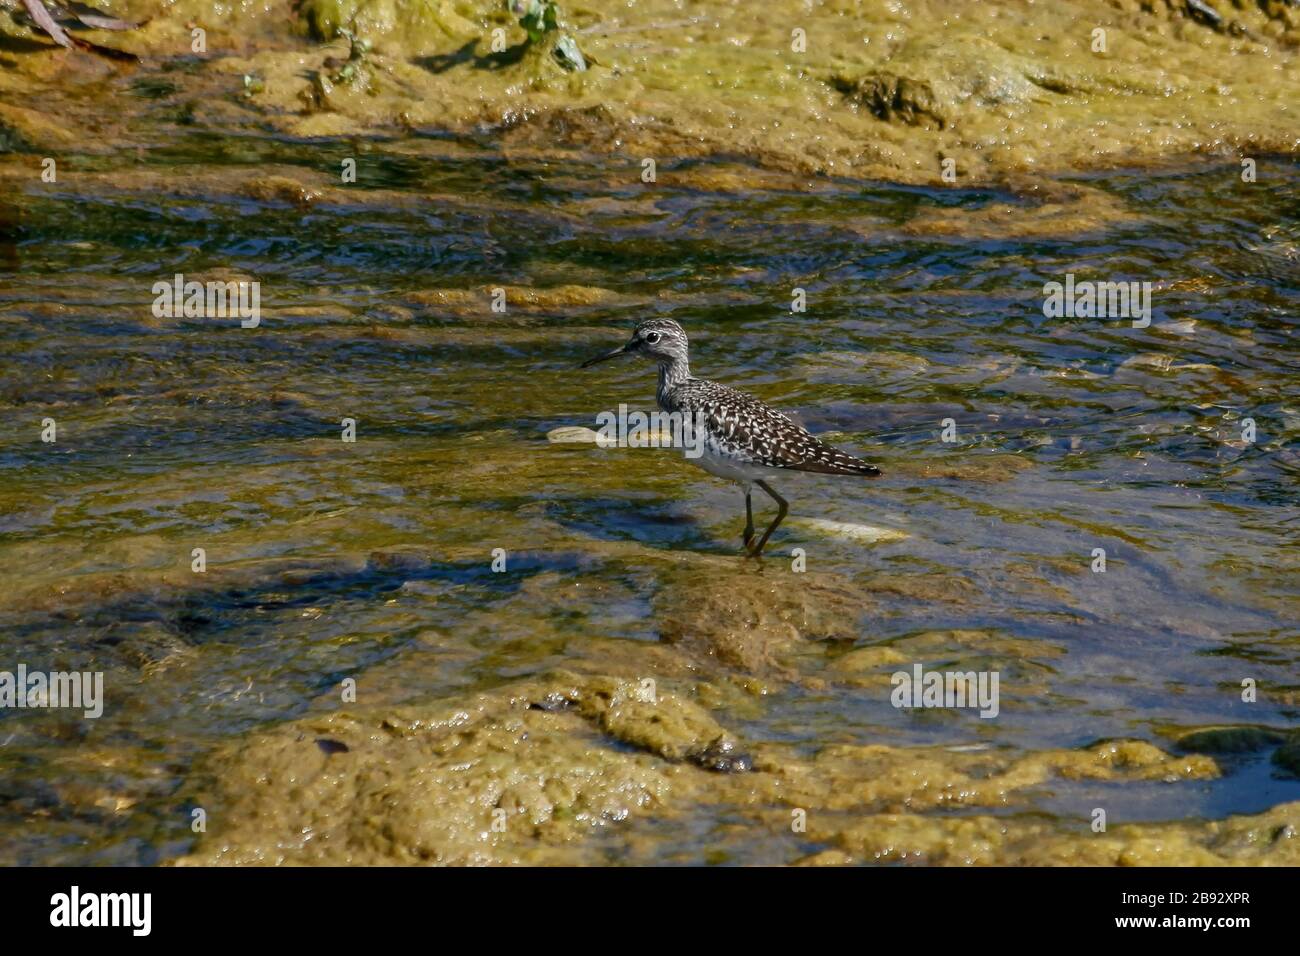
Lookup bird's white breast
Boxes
[686,444,780,484]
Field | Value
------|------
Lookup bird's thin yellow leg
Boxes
[742,487,755,551]
[748,480,788,558]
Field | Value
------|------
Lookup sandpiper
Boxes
[580,318,882,557]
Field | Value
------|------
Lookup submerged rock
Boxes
[891,453,1035,483]
[409,284,629,315]
[0,103,76,151]
[240,175,323,207]
[787,517,908,545]
[655,566,873,676]
[902,183,1135,240]
[95,621,192,675]
[1274,739,1300,778]
[1175,725,1289,755]
[546,425,609,445]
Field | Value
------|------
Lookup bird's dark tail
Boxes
[794,443,882,477]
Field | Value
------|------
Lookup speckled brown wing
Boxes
[674,380,882,476]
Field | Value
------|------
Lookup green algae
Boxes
[1176,726,1290,755]
[5,0,1298,181]
[176,672,727,865]
[176,668,1262,867]
[0,2,1297,867]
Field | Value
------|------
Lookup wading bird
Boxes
[580,318,882,557]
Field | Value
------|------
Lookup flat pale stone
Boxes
[546,426,613,446]
[1118,353,1173,372]
[548,426,686,448]
[1117,353,1219,374]
[789,517,909,544]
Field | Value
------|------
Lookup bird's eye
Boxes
[644,331,661,344]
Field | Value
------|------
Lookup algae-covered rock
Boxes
[297,0,483,45]
[241,175,323,207]
[97,621,192,675]
[740,737,1216,820]
[867,572,980,604]
[174,678,1248,866]
[538,672,748,769]
[1273,739,1300,778]
[0,103,76,152]
[655,566,872,675]
[832,35,1093,130]
[902,183,1135,240]
[1050,740,1219,783]
[407,284,631,316]
[891,453,1036,483]
[1176,726,1289,755]
[176,672,745,865]
[5,0,1298,184]
[792,849,855,866]
[823,800,1300,867]
[827,645,911,675]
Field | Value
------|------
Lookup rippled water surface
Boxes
[0,135,1297,864]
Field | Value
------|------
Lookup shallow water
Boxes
[0,133,1297,864]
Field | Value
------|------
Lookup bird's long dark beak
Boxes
[579,342,632,369]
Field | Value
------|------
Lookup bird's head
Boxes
[580,318,689,369]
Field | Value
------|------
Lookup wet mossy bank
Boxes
[176,668,1300,866]
[1,0,1298,185]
